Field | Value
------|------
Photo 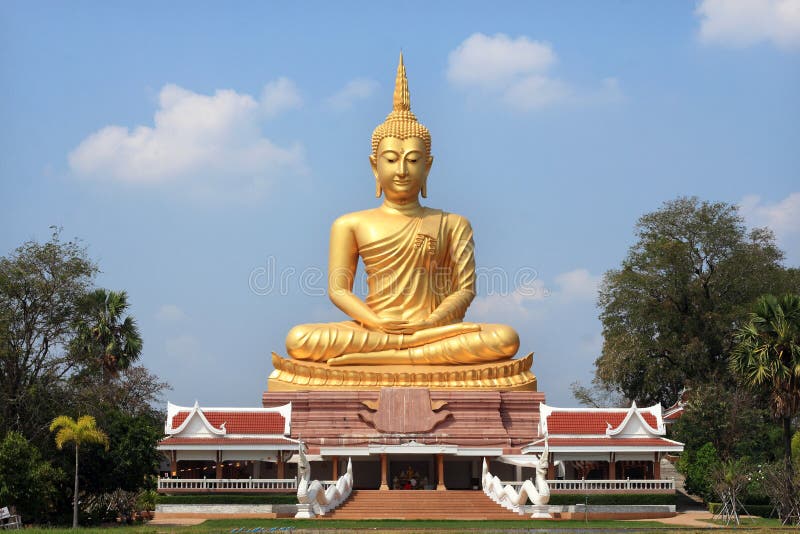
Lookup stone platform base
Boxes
[263,388,545,450]
[268,352,537,391]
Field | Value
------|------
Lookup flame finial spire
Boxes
[393,52,411,112]
[371,52,431,156]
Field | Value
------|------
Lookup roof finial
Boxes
[393,51,410,112]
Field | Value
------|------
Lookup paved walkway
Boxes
[148,517,207,526]
[629,510,719,528]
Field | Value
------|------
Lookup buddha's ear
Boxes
[369,154,378,179]
[421,177,427,198]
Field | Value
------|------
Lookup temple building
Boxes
[157,394,681,495]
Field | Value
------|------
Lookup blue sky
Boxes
[2,1,798,407]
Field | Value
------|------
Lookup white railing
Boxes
[548,479,675,491]
[157,478,297,491]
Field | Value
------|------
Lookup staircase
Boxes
[322,490,524,520]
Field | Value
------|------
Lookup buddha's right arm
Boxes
[328,216,383,329]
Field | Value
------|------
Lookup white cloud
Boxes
[261,77,303,117]
[554,268,601,302]
[326,78,379,110]
[69,82,306,199]
[470,267,600,321]
[696,0,800,49]
[502,75,572,111]
[155,304,186,322]
[447,33,556,88]
[739,192,800,262]
[446,33,620,111]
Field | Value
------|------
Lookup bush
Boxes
[156,493,298,505]
[548,493,676,505]
[136,489,157,511]
[0,431,64,522]
[677,442,720,502]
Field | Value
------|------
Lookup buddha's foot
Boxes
[328,349,406,366]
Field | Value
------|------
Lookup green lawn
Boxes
[20,516,798,533]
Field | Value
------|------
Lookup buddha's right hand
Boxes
[400,322,482,346]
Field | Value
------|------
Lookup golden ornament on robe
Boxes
[268,54,536,391]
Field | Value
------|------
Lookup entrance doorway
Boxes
[389,459,433,490]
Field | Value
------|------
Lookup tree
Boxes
[0,431,64,521]
[78,408,163,494]
[50,415,109,528]
[0,228,97,442]
[71,289,142,383]
[594,197,797,406]
[672,382,781,463]
[677,441,720,502]
[730,293,800,510]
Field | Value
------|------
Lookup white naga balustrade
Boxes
[295,447,353,518]
[157,478,297,491]
[482,450,552,519]
[548,479,675,492]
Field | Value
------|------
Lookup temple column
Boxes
[609,453,616,480]
[215,451,223,479]
[170,451,177,477]
[277,452,285,479]
[653,453,661,479]
[547,452,555,480]
[515,465,522,481]
[380,454,389,490]
[332,455,339,479]
[436,454,446,491]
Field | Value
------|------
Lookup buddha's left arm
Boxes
[426,216,476,326]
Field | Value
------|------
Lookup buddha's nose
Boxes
[397,161,408,177]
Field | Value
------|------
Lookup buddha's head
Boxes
[370,53,433,201]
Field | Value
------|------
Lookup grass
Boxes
[704,516,789,528]
[14,518,682,533]
[20,516,798,533]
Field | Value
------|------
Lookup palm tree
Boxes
[72,289,143,382]
[730,293,800,504]
[50,415,109,528]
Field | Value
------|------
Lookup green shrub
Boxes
[677,442,720,502]
[548,493,676,505]
[157,493,298,505]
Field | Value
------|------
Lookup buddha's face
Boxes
[370,137,433,202]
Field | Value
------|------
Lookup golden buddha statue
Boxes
[268,54,536,391]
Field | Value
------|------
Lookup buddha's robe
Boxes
[286,209,519,365]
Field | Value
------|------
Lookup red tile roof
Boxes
[171,411,285,434]
[546,437,676,447]
[547,411,658,434]
[159,437,294,446]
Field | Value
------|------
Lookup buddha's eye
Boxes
[408,159,418,163]
[386,158,397,163]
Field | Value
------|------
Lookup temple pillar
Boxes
[515,465,522,481]
[547,452,555,479]
[653,453,661,479]
[215,451,223,479]
[436,454,446,491]
[609,452,616,480]
[170,451,177,477]
[380,453,389,490]
[332,455,339,479]
[277,452,285,479]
